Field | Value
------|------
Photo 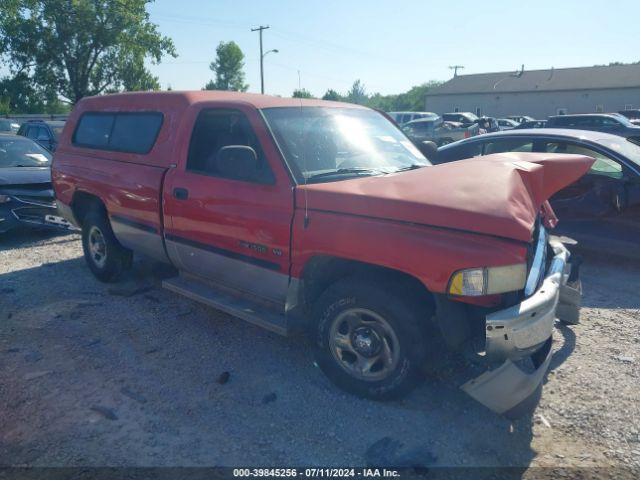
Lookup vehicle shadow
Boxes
[1,256,537,472]
[578,250,640,309]
[0,227,77,252]
[548,323,576,372]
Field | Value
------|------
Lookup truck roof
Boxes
[77,90,366,110]
[59,91,370,169]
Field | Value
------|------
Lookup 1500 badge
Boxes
[239,240,267,254]
[239,240,283,257]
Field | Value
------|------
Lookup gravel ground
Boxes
[1,229,639,477]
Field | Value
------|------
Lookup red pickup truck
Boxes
[52,91,591,416]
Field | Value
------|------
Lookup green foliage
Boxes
[292,88,314,99]
[594,61,640,66]
[205,41,249,92]
[0,72,69,114]
[321,89,342,101]
[0,0,176,105]
[346,79,367,105]
[366,81,443,111]
[0,97,10,115]
[316,80,443,112]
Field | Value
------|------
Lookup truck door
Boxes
[162,106,294,305]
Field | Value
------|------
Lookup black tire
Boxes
[81,211,132,282]
[313,277,431,400]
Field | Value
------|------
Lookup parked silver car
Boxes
[388,111,439,126]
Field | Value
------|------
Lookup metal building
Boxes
[425,64,640,119]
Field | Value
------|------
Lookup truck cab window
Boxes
[186,109,274,184]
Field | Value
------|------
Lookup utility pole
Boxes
[251,25,270,94]
[449,65,465,77]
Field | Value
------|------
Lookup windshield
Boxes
[599,137,640,167]
[609,113,634,127]
[0,136,52,167]
[262,107,430,183]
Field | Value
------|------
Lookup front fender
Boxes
[290,209,528,294]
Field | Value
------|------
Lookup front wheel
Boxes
[313,277,430,400]
[81,211,132,282]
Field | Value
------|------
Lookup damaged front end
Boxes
[437,227,582,417]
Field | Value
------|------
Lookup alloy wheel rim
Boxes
[329,307,401,382]
[88,226,107,268]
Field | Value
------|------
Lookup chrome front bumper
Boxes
[485,239,572,361]
[462,239,581,416]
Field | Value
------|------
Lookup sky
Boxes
[4,0,640,98]
[146,0,640,97]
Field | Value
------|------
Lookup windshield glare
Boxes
[262,107,430,183]
[0,137,52,167]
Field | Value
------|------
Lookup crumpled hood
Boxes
[0,166,51,186]
[296,152,594,242]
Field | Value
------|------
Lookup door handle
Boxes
[173,187,189,200]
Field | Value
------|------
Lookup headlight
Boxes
[448,264,527,296]
[0,194,11,203]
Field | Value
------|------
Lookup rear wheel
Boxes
[313,277,431,400]
[81,211,132,282]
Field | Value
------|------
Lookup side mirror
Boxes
[417,140,438,160]
[216,145,259,181]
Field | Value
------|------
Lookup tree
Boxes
[366,81,443,111]
[205,41,248,92]
[321,89,342,101]
[346,79,367,105]
[0,0,176,104]
[0,72,68,114]
[292,88,314,99]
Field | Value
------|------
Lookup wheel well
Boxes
[71,191,106,227]
[301,256,435,314]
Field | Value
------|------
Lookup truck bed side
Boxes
[53,152,170,262]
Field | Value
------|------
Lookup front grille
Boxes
[526,218,541,271]
[524,222,548,297]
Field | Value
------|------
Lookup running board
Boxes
[163,274,288,336]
